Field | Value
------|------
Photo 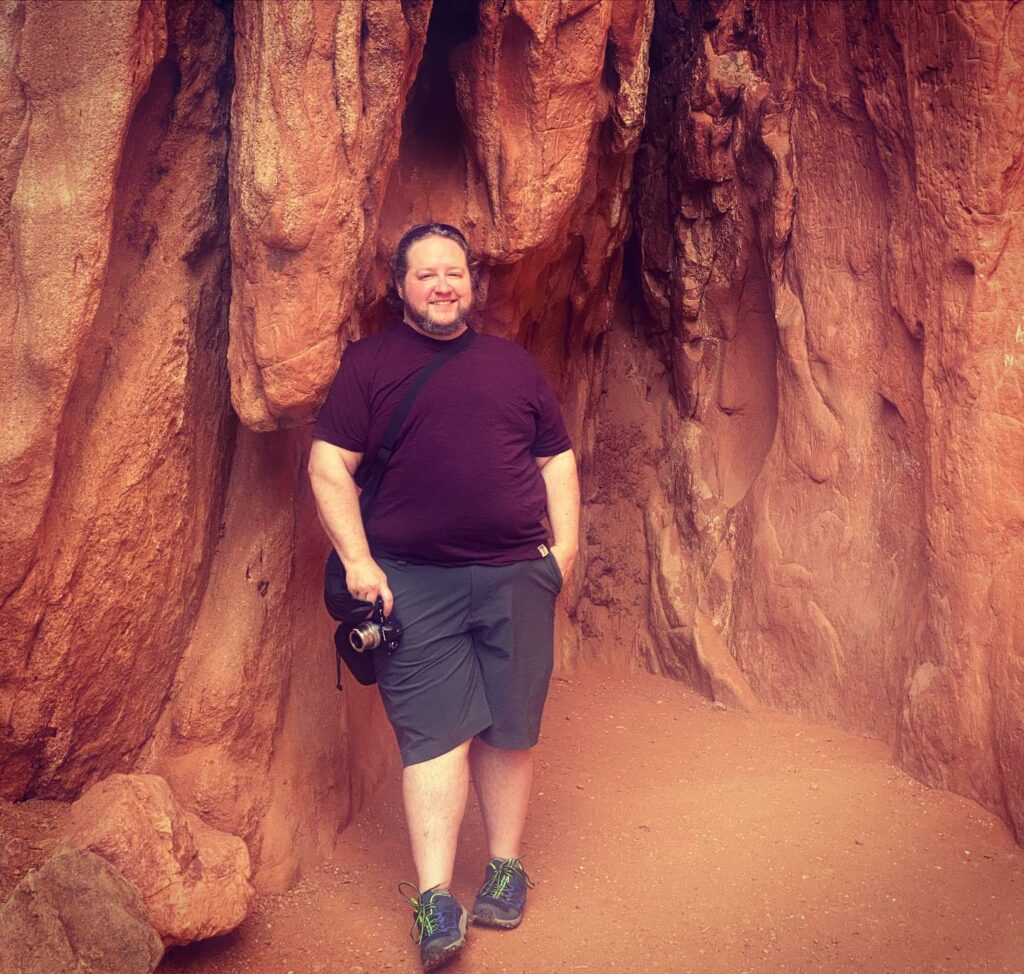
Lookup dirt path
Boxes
[161,667,1024,973]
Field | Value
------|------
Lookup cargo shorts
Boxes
[373,552,563,766]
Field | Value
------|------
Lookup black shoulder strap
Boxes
[357,329,476,515]
[376,330,475,465]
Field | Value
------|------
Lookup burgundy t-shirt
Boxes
[312,323,572,566]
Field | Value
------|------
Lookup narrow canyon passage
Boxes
[2,0,1023,967]
[161,669,1024,974]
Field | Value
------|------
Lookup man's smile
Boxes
[400,234,473,336]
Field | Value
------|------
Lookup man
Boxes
[308,223,580,971]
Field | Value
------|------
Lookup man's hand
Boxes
[344,555,394,616]
[538,449,580,588]
[549,542,578,585]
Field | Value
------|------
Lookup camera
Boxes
[349,596,403,654]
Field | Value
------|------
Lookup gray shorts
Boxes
[373,554,563,766]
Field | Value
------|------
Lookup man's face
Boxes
[399,235,473,337]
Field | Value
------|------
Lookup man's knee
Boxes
[470,736,535,760]
[404,737,473,775]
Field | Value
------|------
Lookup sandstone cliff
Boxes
[1,0,1021,892]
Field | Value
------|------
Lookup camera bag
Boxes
[323,328,477,689]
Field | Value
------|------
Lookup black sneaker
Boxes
[471,857,535,929]
[399,882,468,972]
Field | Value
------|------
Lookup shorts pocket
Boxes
[544,552,564,591]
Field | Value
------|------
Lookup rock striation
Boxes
[0,0,235,803]
[0,0,1021,905]
[227,0,433,430]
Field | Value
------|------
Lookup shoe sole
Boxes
[421,909,468,972]
[470,907,522,930]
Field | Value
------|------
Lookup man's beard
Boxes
[404,300,469,337]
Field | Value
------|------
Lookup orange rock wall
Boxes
[614,0,1024,839]
[0,0,234,799]
[1,0,1021,892]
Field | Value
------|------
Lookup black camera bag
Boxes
[324,551,379,687]
[323,329,476,689]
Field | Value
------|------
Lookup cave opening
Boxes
[380,0,480,230]
[399,0,478,167]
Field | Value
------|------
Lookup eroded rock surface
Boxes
[228,0,433,430]
[0,0,1021,900]
[146,426,396,891]
[607,0,1024,839]
[0,0,235,801]
[65,773,254,946]
[0,848,164,974]
[230,0,653,429]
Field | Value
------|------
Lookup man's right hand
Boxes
[344,555,394,616]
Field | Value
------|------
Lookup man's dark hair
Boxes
[386,222,481,311]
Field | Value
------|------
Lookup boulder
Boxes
[0,848,163,974]
[65,773,254,947]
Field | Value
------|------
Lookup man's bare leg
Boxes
[403,739,472,892]
[469,738,533,859]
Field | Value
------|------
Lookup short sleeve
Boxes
[530,367,572,457]
[311,346,370,452]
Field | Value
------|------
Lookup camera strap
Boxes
[356,326,477,517]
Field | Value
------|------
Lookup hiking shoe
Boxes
[471,857,535,929]
[399,882,468,971]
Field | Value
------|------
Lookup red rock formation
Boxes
[0,0,1022,906]
[145,424,396,890]
[0,0,234,800]
[65,773,253,946]
[156,0,654,887]
[620,0,1024,839]
[229,0,653,428]
[227,0,433,430]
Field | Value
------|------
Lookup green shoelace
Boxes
[398,882,446,942]
[479,858,534,901]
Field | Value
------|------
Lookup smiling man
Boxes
[308,223,580,971]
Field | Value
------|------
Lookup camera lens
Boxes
[349,622,382,652]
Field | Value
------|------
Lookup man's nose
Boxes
[433,276,454,294]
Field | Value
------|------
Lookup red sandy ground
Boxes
[4,668,1022,973]
[158,669,1024,974]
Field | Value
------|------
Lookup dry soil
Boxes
[159,668,1024,974]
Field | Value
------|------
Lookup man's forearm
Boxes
[540,449,580,568]
[308,441,371,568]
[308,439,395,612]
